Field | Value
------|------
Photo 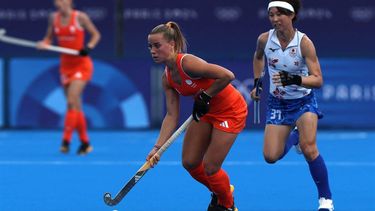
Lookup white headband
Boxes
[268,1,295,13]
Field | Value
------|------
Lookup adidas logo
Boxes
[219,121,229,128]
[134,175,141,182]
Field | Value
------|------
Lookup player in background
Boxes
[250,1,334,210]
[37,0,100,155]
[146,21,247,211]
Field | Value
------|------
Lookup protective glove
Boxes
[192,91,212,122]
[279,70,302,86]
[79,46,92,56]
[251,78,263,101]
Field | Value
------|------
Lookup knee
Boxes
[66,96,75,105]
[66,101,75,110]
[66,97,80,110]
[203,163,220,176]
[182,160,200,172]
[263,153,279,164]
[301,144,318,160]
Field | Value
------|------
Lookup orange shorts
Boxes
[60,56,93,85]
[200,95,248,133]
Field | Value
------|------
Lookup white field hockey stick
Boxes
[103,115,193,206]
[0,29,79,55]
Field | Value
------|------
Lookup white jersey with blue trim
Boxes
[265,29,311,99]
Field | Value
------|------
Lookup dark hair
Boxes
[269,0,301,22]
[150,21,187,53]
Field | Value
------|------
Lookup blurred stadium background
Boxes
[0,1,374,211]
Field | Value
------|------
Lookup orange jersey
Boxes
[165,54,248,133]
[53,10,93,84]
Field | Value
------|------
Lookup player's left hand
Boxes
[146,145,161,168]
[273,71,302,86]
[79,46,92,56]
[192,90,212,122]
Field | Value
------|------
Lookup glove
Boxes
[253,78,262,89]
[192,91,212,122]
[79,46,92,56]
[279,71,302,86]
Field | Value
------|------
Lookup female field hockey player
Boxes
[250,0,334,210]
[146,21,247,211]
[37,0,100,155]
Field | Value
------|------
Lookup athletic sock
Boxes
[62,110,78,142]
[206,169,233,208]
[308,154,332,199]
[279,129,299,160]
[77,111,89,144]
[187,162,211,191]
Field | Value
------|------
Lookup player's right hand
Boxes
[146,145,161,167]
[251,78,262,101]
[250,88,262,101]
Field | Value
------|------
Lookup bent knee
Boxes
[301,146,319,160]
[182,160,200,171]
[263,154,279,164]
[203,163,221,176]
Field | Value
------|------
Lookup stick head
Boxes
[0,29,6,37]
[103,192,116,206]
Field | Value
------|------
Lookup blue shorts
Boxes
[266,92,323,125]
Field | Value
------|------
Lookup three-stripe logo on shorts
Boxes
[219,121,229,128]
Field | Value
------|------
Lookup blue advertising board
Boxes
[317,59,375,129]
[6,57,375,129]
[0,59,3,127]
[9,58,151,129]
[0,0,374,58]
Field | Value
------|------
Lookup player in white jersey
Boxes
[250,1,334,210]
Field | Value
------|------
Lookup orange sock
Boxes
[188,162,211,191]
[63,110,78,142]
[206,169,233,208]
[77,111,89,144]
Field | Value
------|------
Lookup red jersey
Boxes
[165,54,247,133]
[53,10,93,84]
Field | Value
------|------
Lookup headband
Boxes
[267,1,295,13]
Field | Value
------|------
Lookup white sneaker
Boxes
[318,197,334,211]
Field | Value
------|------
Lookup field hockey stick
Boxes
[103,115,193,206]
[253,69,265,124]
[0,29,79,55]
[253,78,261,124]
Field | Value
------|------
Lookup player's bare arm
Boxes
[182,54,234,97]
[251,32,268,100]
[78,12,101,49]
[37,13,55,49]
[300,35,323,88]
[157,73,180,145]
[147,73,180,166]
[253,32,268,78]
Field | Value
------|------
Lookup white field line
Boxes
[0,160,374,167]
